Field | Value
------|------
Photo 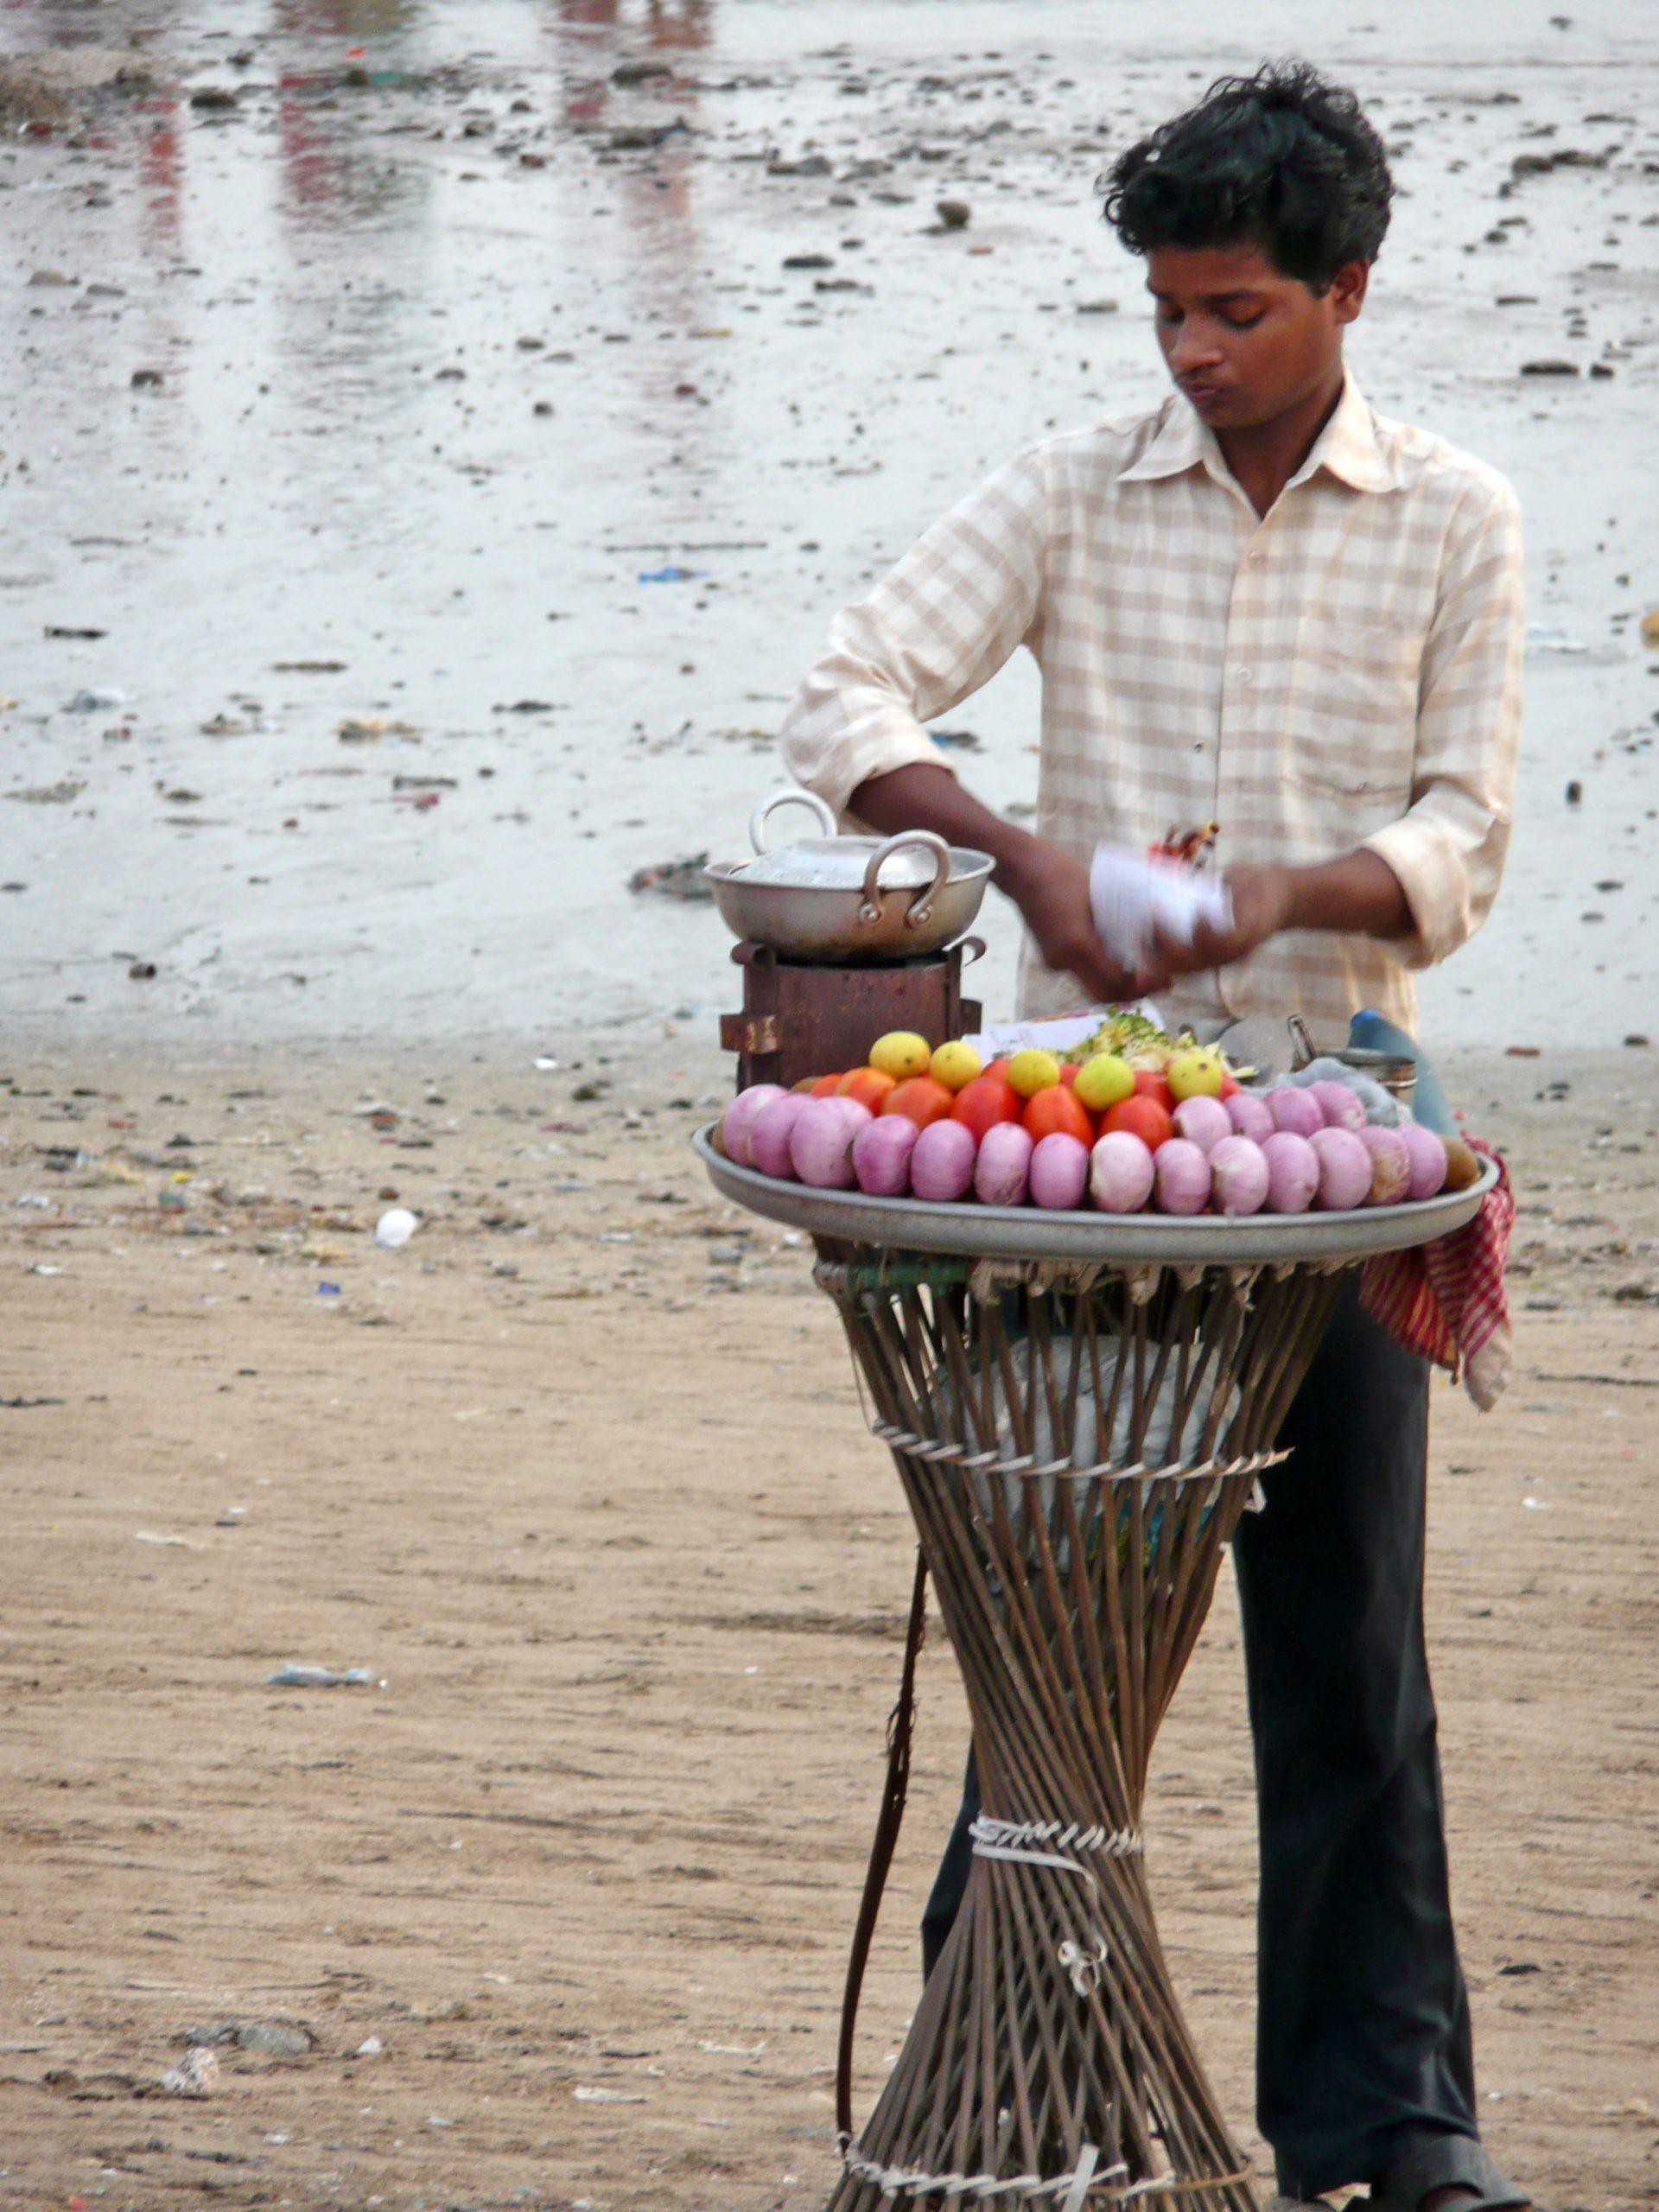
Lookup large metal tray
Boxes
[693,1126,1497,1265]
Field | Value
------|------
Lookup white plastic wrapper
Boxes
[1089,843,1231,970]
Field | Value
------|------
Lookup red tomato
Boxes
[982,1058,1012,1085]
[1103,1095,1174,1151]
[1058,1063,1081,1089]
[1023,1085,1096,1146]
[881,1075,956,1130]
[1218,1071,1241,1099]
[837,1066,898,1113]
[1131,1070,1176,1116]
[809,1072,843,1098]
[950,1074,1022,1142]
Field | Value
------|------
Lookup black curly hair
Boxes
[1101,60,1392,289]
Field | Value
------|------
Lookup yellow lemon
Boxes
[869,1030,932,1081]
[1006,1047,1061,1099]
[929,1039,983,1092]
[1073,1052,1135,1112]
[1167,1047,1226,1102]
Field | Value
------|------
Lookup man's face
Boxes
[1145,240,1366,430]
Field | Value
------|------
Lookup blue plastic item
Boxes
[1348,1009,1456,1136]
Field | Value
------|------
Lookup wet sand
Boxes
[1,1041,1656,2211]
[3,0,1657,1049]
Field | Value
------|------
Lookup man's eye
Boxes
[1155,308,1182,325]
[1224,313,1265,330]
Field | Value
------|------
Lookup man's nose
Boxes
[1168,324,1225,372]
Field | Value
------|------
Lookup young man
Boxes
[779,62,1526,2212]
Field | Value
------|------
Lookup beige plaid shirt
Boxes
[779,372,1523,1043]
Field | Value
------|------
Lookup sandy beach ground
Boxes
[2,1041,1656,2212]
[2,3,1658,2209]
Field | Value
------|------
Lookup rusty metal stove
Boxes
[719,936,984,1093]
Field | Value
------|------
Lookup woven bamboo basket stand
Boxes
[693,1131,1497,2212]
[815,1244,1345,2212]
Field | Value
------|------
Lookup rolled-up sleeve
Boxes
[779,447,1049,817]
[1363,477,1524,968]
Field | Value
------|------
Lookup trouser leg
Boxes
[1233,1277,1478,2197]
[920,1745,979,1981]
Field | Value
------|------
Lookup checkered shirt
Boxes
[779,372,1524,1042]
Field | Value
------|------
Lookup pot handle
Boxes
[749,785,836,855]
[860,830,951,928]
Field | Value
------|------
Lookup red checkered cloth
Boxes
[1360,1141,1515,1409]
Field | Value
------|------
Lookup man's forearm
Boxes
[1282,849,1413,941]
[849,765,1048,898]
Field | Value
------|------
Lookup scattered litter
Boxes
[64,687,125,713]
[8,779,85,804]
[629,853,712,901]
[1524,622,1589,656]
[934,198,970,230]
[699,2037,766,2056]
[638,564,700,583]
[339,714,420,743]
[136,1529,202,1548]
[161,2047,219,2098]
[1,1395,64,1408]
[267,1662,378,1688]
[43,624,105,639]
[375,1206,418,1249]
[316,1281,342,1296]
[355,2035,384,2057]
[129,960,157,980]
[574,2085,645,2103]
[931,727,982,752]
[271,658,347,672]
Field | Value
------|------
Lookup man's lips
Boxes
[1180,380,1228,407]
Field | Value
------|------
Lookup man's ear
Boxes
[1329,261,1370,326]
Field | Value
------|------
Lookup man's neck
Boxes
[1213,362,1347,519]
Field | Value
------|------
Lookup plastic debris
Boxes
[267,1662,378,1688]
[187,2018,316,2058]
[637,563,700,583]
[355,2035,384,2057]
[64,686,125,713]
[374,1206,418,1249]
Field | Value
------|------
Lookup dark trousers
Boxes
[920,1281,1481,2199]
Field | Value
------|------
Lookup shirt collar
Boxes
[1118,370,1400,496]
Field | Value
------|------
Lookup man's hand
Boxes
[1000,843,1151,1006]
[1144,862,1298,986]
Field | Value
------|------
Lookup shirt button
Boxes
[1236,665,1254,684]
[1247,550,1263,565]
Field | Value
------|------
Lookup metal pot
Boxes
[705,788,994,963]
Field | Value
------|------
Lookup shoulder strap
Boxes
[836,1546,929,2142]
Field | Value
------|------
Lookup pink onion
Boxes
[1308,1078,1367,1134]
[910,1118,977,1203]
[975,1121,1034,1209]
[1267,1084,1325,1140]
[721,1084,785,1166]
[852,1114,918,1198]
[749,1092,810,1179]
[1090,1130,1156,1214]
[1308,1125,1372,1211]
[1029,1132,1090,1211]
[1225,1090,1276,1145]
[1154,1136,1211,1216]
[1261,1130,1319,1214]
[1398,1122,1449,1202]
[790,1096,866,1189]
[1172,1095,1232,1154]
[1208,1135,1269,1216]
[1357,1123,1411,1206]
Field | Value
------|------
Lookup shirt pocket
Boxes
[1283,613,1421,804]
